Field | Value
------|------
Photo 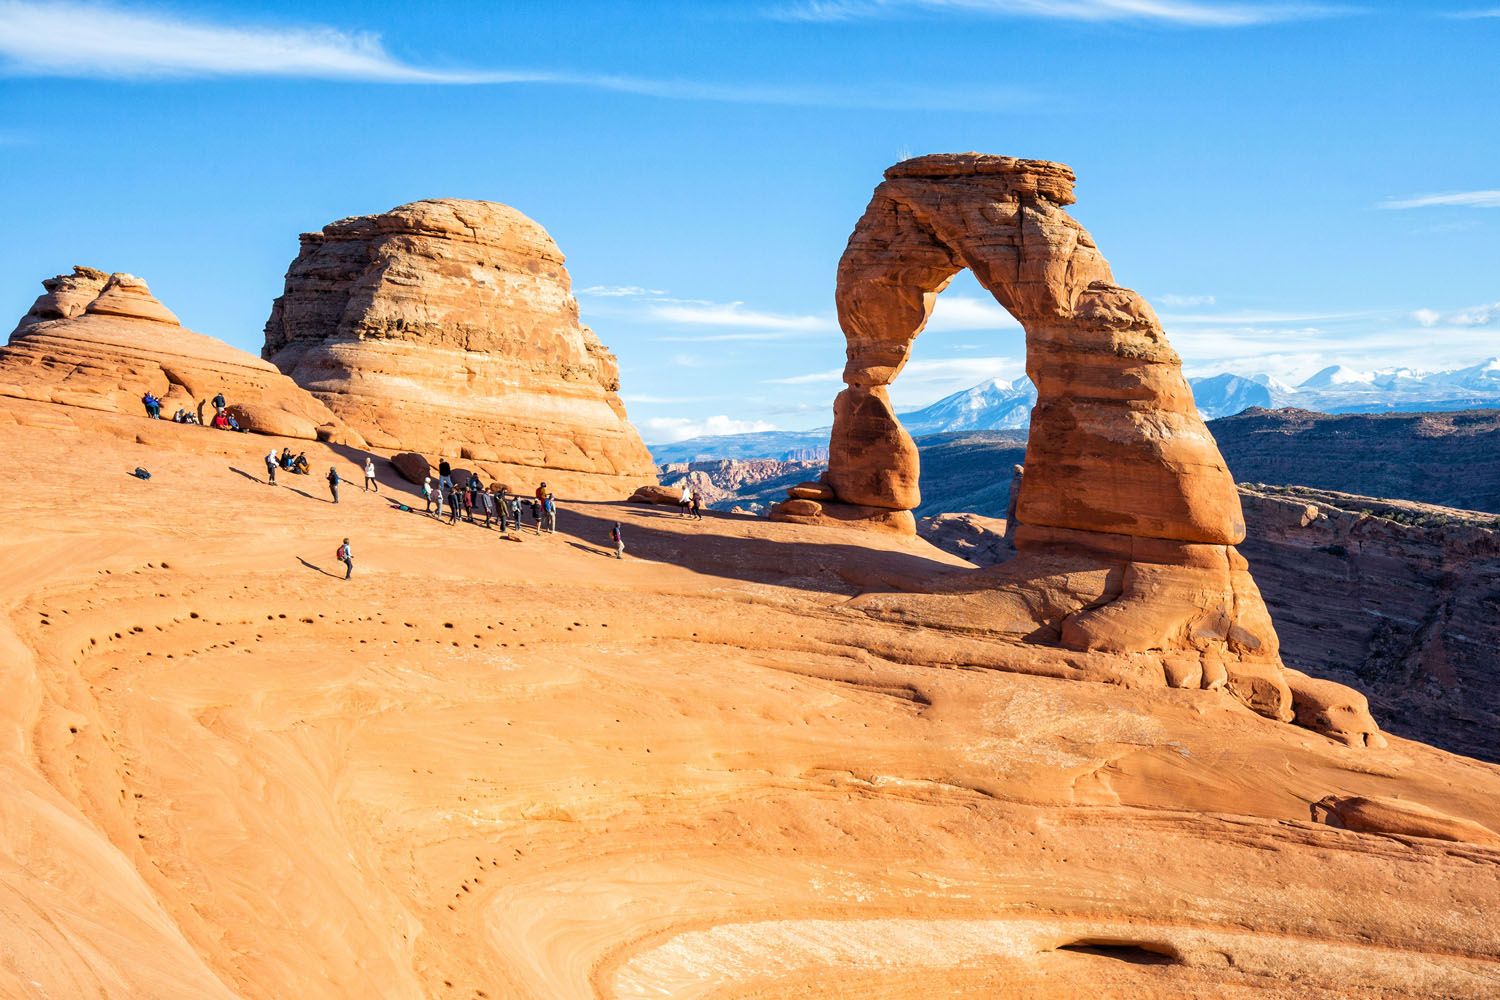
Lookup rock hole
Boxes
[1055,940,1181,966]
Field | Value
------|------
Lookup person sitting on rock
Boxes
[293,452,310,475]
[227,412,244,432]
[212,410,229,430]
[280,448,295,470]
[141,392,162,419]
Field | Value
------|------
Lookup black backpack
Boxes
[132,467,151,480]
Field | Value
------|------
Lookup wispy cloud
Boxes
[647,299,836,333]
[0,1,1035,109]
[1157,292,1216,307]
[925,294,1021,331]
[578,285,668,298]
[1444,8,1500,19]
[770,0,1351,27]
[1378,190,1500,209]
[1412,308,1442,327]
[1448,302,1500,326]
[643,415,778,442]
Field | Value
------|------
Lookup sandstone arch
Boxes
[773,153,1375,731]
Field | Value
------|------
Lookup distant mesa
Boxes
[262,198,657,499]
[770,152,1381,745]
[2,267,361,443]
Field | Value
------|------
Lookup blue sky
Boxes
[2,1,1498,441]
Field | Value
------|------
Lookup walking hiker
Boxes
[337,538,353,580]
[363,457,378,492]
[264,448,278,485]
[327,466,341,503]
[610,522,624,559]
[690,492,703,520]
[678,484,692,518]
[543,493,557,534]
[446,485,462,525]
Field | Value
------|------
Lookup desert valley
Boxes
[1,144,1498,1000]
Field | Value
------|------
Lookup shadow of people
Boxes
[297,557,343,579]
[229,466,266,485]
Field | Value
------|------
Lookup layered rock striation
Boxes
[775,154,1330,734]
[3,268,358,442]
[262,199,656,498]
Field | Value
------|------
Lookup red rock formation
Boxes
[779,154,1329,732]
[2,268,360,443]
[263,199,656,498]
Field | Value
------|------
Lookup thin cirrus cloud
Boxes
[1378,190,1500,209]
[0,1,1035,110]
[770,0,1353,27]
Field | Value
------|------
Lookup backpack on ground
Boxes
[132,467,151,480]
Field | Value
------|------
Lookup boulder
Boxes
[390,452,431,484]
[1285,669,1387,749]
[262,199,657,499]
[787,482,835,501]
[629,485,683,506]
[2,269,363,446]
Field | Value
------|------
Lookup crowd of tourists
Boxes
[144,389,246,431]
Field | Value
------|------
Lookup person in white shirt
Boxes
[363,457,378,493]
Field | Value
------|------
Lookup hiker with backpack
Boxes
[543,493,557,534]
[327,466,341,503]
[336,538,353,580]
[264,448,278,485]
[610,522,624,559]
[363,457,378,492]
[422,476,438,516]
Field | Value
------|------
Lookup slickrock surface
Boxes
[263,199,656,498]
[776,154,1294,728]
[2,394,1498,998]
[1238,485,1500,762]
[2,268,359,442]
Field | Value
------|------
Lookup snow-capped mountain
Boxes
[645,359,1500,463]
[899,376,1036,434]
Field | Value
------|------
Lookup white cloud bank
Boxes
[772,0,1349,27]
[642,415,778,442]
[0,1,1035,109]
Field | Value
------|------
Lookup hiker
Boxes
[495,490,510,534]
[690,492,703,520]
[535,482,548,506]
[678,484,693,518]
[212,391,226,415]
[422,476,438,515]
[337,538,353,580]
[327,466,341,503]
[543,493,557,534]
[446,485,462,525]
[292,452,309,475]
[141,392,161,419]
[264,448,278,485]
[438,459,452,493]
[480,486,496,528]
[510,494,522,532]
[529,497,542,533]
[363,457,378,492]
[610,522,624,559]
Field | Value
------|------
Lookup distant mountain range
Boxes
[647,358,1500,464]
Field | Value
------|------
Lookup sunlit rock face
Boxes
[263,198,657,498]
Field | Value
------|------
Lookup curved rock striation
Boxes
[777,154,1309,728]
[262,199,656,498]
[2,268,360,442]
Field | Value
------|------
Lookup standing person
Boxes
[264,448,278,485]
[529,497,542,533]
[446,484,461,525]
[610,522,624,560]
[212,391,226,415]
[481,487,495,528]
[543,493,557,534]
[495,490,510,535]
[438,459,452,494]
[422,476,437,515]
[460,482,474,523]
[678,483,693,518]
[510,492,521,532]
[363,457,379,493]
[336,538,353,580]
[327,466,341,504]
[691,492,703,520]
